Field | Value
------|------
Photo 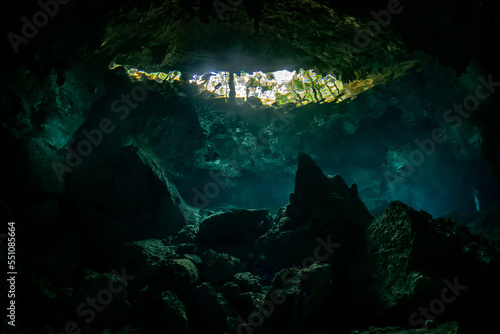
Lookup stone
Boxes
[120,239,178,290]
[233,272,263,293]
[199,249,246,284]
[198,209,270,243]
[260,262,334,333]
[164,258,200,290]
[172,224,199,244]
[183,253,202,265]
[367,201,500,329]
[197,208,271,257]
[135,287,189,333]
[186,282,239,333]
[257,153,372,270]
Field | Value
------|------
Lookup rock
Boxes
[257,153,372,270]
[367,201,500,329]
[258,262,334,333]
[173,224,199,244]
[198,209,270,242]
[197,208,271,257]
[230,291,266,322]
[120,239,200,292]
[135,287,189,333]
[233,272,263,293]
[163,258,200,290]
[293,153,373,227]
[186,282,239,333]
[67,146,193,270]
[183,253,202,265]
[199,249,246,284]
[120,239,178,291]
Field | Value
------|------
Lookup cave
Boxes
[1,0,500,333]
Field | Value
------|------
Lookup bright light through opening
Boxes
[110,63,377,107]
[189,69,347,106]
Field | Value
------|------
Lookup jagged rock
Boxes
[230,291,266,322]
[367,201,500,330]
[183,253,203,265]
[221,273,266,322]
[257,262,334,333]
[233,272,263,293]
[257,153,372,270]
[199,249,246,284]
[120,239,178,290]
[120,239,200,292]
[164,258,200,290]
[186,282,239,333]
[173,224,199,244]
[292,153,373,226]
[135,287,189,333]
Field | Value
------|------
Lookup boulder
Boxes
[199,249,246,284]
[229,291,266,323]
[120,239,178,291]
[173,224,199,244]
[163,258,200,290]
[135,287,189,333]
[367,201,500,330]
[233,272,263,293]
[197,208,271,257]
[257,262,334,333]
[198,209,270,242]
[186,282,240,333]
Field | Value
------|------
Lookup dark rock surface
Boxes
[199,249,246,284]
[186,282,240,333]
[257,152,372,270]
[2,151,500,334]
[261,262,334,333]
[367,201,500,331]
[197,208,271,258]
[135,287,189,333]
